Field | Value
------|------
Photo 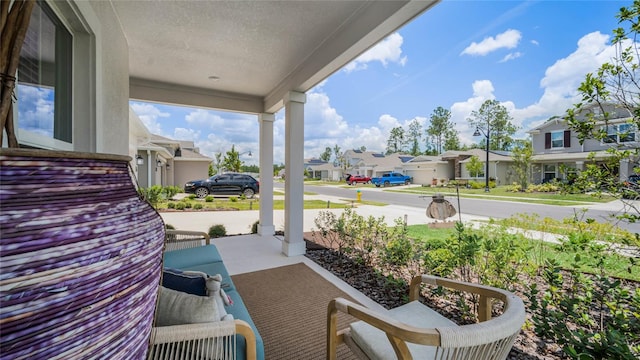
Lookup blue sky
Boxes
[130,0,631,165]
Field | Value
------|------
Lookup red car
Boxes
[346,174,371,185]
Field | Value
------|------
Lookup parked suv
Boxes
[346,174,371,185]
[184,173,259,198]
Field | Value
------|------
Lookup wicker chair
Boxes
[164,229,211,251]
[327,275,526,360]
[148,230,258,360]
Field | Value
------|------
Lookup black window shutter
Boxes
[564,130,571,148]
[545,133,551,149]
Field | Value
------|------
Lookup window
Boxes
[17,1,72,144]
[543,164,556,182]
[545,130,571,149]
[604,123,636,143]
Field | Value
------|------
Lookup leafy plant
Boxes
[208,224,227,238]
[251,220,259,234]
[205,195,214,202]
[193,203,203,210]
[138,185,163,208]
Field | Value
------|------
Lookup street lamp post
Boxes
[473,124,490,192]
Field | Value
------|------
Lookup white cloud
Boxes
[515,31,617,130]
[450,31,622,146]
[173,127,201,141]
[344,32,407,72]
[130,102,170,135]
[305,91,349,139]
[377,114,402,132]
[185,109,225,128]
[461,29,522,56]
[500,52,522,63]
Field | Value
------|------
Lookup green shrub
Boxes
[175,202,186,210]
[167,202,176,209]
[184,202,192,209]
[138,185,163,208]
[188,194,197,200]
[165,223,175,229]
[240,193,247,200]
[205,195,214,202]
[162,186,181,199]
[251,220,259,234]
[229,196,238,202]
[208,224,227,238]
[193,203,203,210]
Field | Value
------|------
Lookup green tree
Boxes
[427,106,454,154]
[222,145,242,172]
[511,138,533,190]
[386,126,406,154]
[444,128,461,151]
[210,152,223,176]
[407,119,423,156]
[564,1,639,224]
[241,164,259,173]
[333,144,348,170]
[320,147,332,162]
[467,100,517,151]
[360,145,367,152]
[466,155,484,178]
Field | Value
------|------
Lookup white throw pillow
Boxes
[156,286,230,326]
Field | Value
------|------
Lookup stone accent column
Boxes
[258,113,275,237]
[283,91,306,256]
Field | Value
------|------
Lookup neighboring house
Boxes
[343,150,413,178]
[528,103,637,183]
[304,158,342,181]
[130,111,212,188]
[343,148,515,186]
[456,149,515,185]
[403,155,448,185]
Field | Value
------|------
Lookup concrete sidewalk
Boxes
[160,203,488,235]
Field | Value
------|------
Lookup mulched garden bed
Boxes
[304,245,562,359]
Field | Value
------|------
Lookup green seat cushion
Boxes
[350,301,457,359]
[225,290,265,360]
[163,244,223,268]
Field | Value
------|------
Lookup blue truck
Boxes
[371,172,412,187]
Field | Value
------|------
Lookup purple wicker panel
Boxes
[0,151,165,360]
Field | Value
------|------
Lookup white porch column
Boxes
[258,113,275,237]
[283,91,306,256]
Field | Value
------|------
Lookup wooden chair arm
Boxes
[409,275,511,322]
[149,320,256,360]
[327,297,440,360]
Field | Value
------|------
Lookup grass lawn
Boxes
[405,224,639,281]
[158,198,360,211]
[390,186,614,206]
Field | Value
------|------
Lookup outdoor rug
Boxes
[231,262,359,359]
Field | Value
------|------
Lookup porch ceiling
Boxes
[110,0,439,114]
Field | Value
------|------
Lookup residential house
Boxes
[528,103,637,183]
[130,111,211,188]
[344,149,413,178]
[304,158,342,181]
[404,149,515,186]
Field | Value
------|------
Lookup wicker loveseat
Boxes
[148,230,264,360]
[327,275,526,360]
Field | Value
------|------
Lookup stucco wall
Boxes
[174,161,210,189]
[85,1,130,155]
